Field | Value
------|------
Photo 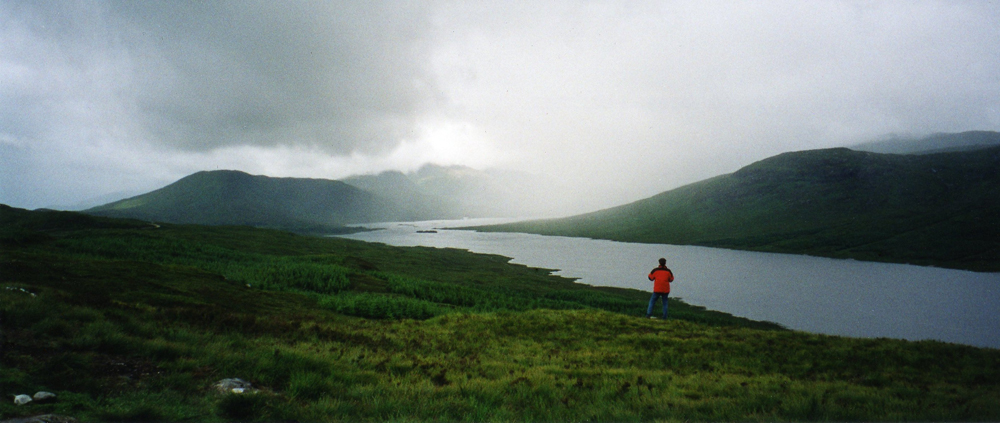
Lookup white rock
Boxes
[14,394,32,405]
[214,378,253,394]
[33,391,56,402]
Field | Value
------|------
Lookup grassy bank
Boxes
[2,206,999,421]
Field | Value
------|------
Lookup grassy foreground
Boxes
[2,206,1000,421]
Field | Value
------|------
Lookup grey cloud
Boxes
[6,0,437,155]
[3,1,1000,212]
[125,1,438,154]
[422,1,1000,210]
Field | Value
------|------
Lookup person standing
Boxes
[647,258,674,319]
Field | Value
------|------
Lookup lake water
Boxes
[337,219,1000,349]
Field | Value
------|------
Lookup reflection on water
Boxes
[337,219,1000,349]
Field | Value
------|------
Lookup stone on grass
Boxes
[32,392,56,402]
[214,378,253,394]
[13,394,32,405]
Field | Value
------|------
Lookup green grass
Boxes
[2,205,999,421]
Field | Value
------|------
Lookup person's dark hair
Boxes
[658,258,666,266]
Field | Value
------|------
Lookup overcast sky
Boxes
[2,1,999,213]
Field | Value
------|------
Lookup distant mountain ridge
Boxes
[345,164,556,219]
[850,130,1000,155]
[83,164,551,233]
[341,170,452,221]
[86,170,402,233]
[472,146,1000,272]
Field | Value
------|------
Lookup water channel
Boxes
[337,219,1000,349]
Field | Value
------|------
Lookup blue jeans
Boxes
[647,292,669,318]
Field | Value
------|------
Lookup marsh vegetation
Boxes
[2,206,999,421]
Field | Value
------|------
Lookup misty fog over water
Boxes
[339,219,1000,349]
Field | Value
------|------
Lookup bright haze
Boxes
[3,1,999,214]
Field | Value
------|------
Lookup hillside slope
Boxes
[82,164,557,234]
[3,206,999,422]
[474,147,1000,271]
[85,170,402,233]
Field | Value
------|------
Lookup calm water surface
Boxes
[337,219,1000,349]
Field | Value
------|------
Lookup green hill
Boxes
[3,206,1000,421]
[84,170,403,233]
[473,147,1000,272]
[81,165,556,233]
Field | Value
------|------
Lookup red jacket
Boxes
[648,266,674,293]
